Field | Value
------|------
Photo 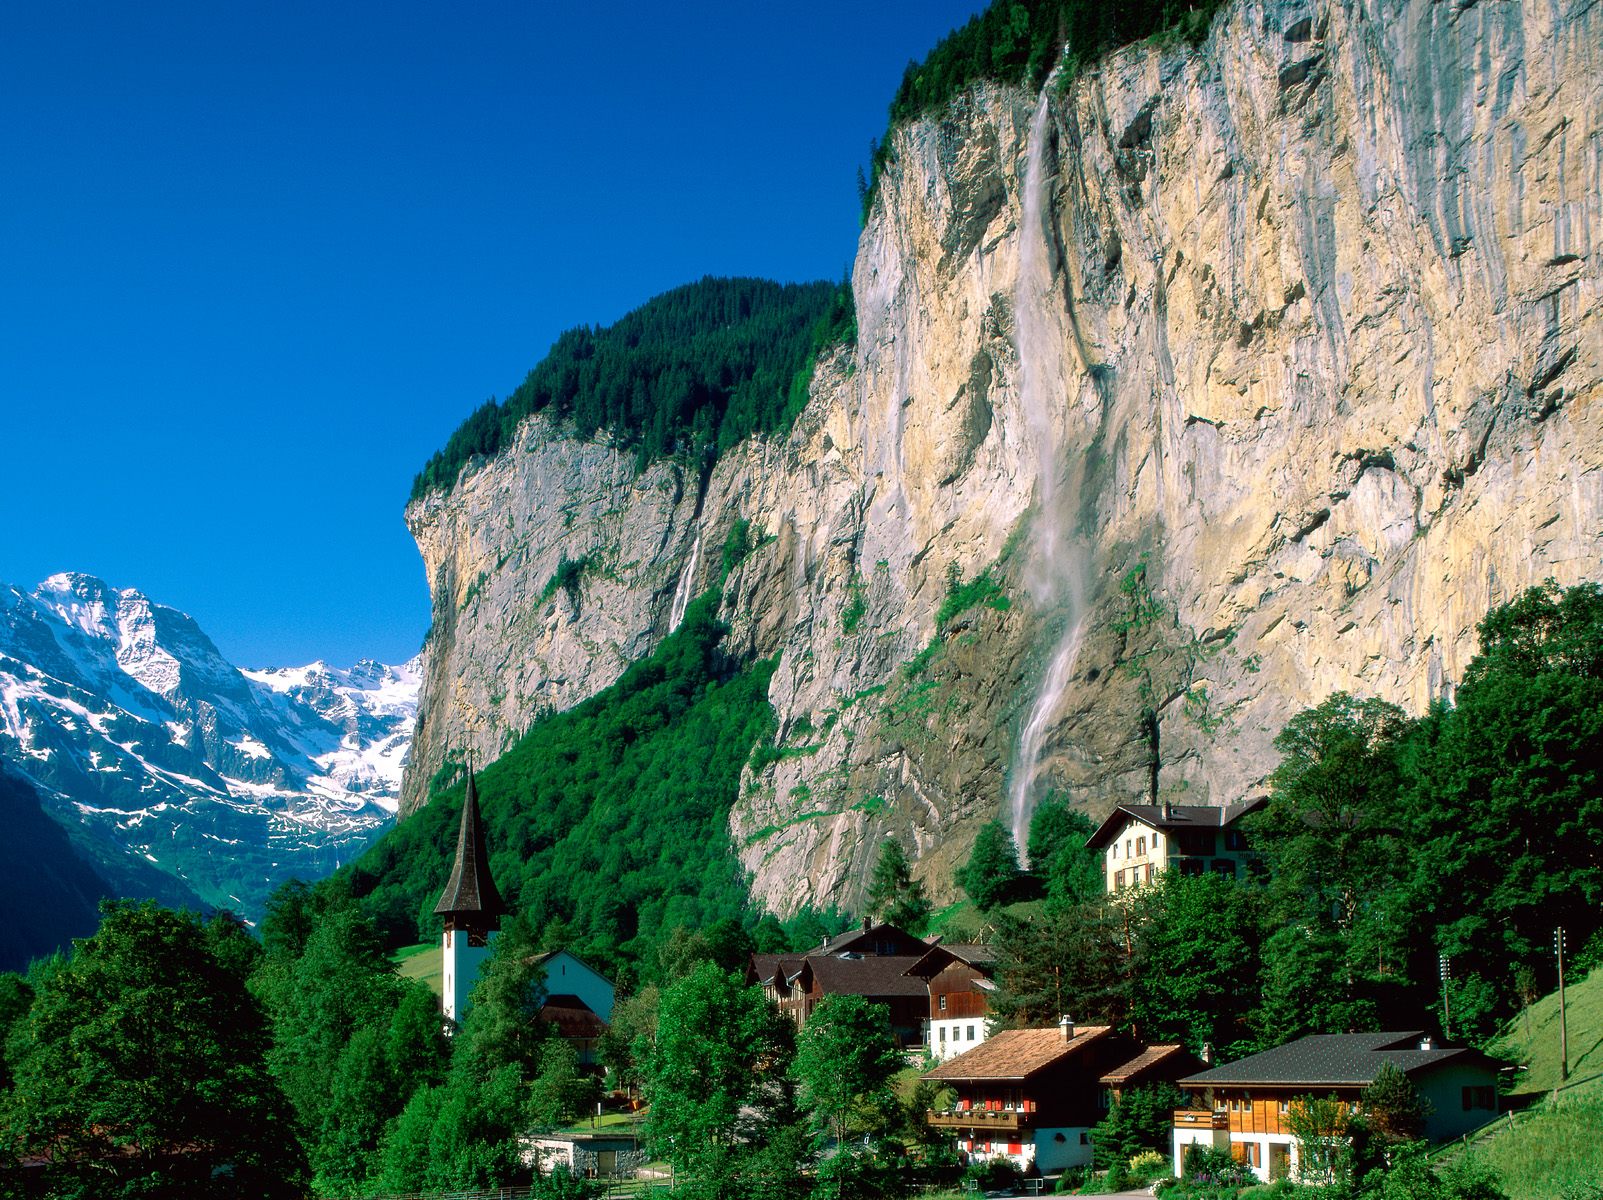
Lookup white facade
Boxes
[960,1127,1093,1173]
[442,927,498,1025]
[929,1016,988,1062]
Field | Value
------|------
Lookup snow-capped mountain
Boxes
[0,572,419,920]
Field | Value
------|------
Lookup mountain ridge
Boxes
[0,572,419,922]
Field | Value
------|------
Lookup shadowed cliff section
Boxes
[0,766,111,971]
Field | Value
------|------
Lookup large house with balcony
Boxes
[923,1021,1198,1174]
[1171,1032,1502,1182]
[1085,799,1266,893]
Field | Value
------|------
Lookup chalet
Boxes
[523,1130,646,1178]
[1084,799,1265,894]
[903,942,998,1062]
[1171,1032,1502,1182]
[923,1020,1197,1173]
[748,921,933,1048]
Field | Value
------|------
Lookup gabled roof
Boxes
[1100,1043,1198,1086]
[749,953,800,988]
[904,941,998,980]
[1085,798,1267,850]
[816,922,933,957]
[433,770,509,921]
[923,1025,1113,1082]
[1179,1032,1497,1088]
[801,954,929,998]
[530,948,613,987]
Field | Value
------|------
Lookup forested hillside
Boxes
[338,594,783,977]
[410,276,852,499]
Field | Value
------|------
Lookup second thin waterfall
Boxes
[1007,88,1089,854]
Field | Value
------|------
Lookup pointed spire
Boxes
[433,763,508,927]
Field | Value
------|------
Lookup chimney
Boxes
[1162,798,1174,820]
[1419,1035,1434,1051]
[1201,1042,1214,1065]
[1059,1015,1075,1042]
[863,914,873,932]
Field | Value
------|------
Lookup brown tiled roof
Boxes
[1084,798,1267,849]
[433,771,509,921]
[1100,1043,1191,1085]
[924,1026,1112,1082]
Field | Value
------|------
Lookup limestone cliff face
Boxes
[403,0,1602,916]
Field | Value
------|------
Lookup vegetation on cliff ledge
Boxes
[863,0,1224,219]
[411,275,854,500]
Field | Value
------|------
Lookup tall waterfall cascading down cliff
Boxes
[1007,86,1089,853]
[402,0,1602,917]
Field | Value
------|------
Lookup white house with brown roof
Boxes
[903,942,999,1062]
[1084,799,1265,894]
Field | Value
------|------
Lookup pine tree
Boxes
[865,839,931,932]
[957,820,1021,910]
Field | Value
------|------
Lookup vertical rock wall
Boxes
[403,0,1601,916]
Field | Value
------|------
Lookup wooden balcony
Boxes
[1173,1109,1229,1130]
[926,1108,1027,1133]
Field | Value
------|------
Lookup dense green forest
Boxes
[410,276,855,500]
[862,0,1224,218]
[339,593,782,980]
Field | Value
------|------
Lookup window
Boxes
[968,1025,977,1040]
[1125,838,1133,857]
[939,1027,946,1042]
[1146,864,1156,882]
[1111,844,1119,859]
[1462,1086,1495,1111]
[1136,836,1147,856]
[1225,829,1249,850]
[939,995,947,1012]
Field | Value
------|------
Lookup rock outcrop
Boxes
[402,0,1601,916]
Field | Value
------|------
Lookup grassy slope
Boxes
[393,943,443,999]
[1442,967,1603,1200]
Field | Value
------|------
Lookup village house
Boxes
[923,1020,1198,1174]
[1171,1031,1503,1182]
[1084,798,1265,893]
[531,949,615,1067]
[748,921,933,1048]
[903,941,998,1062]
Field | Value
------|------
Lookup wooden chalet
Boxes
[1171,1032,1502,1182]
[747,921,934,1048]
[903,942,998,1061]
[922,1020,1196,1173]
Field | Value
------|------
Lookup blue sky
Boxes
[1,1,987,668]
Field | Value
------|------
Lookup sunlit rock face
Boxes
[403,0,1601,916]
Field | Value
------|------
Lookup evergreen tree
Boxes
[1027,796,1102,906]
[1361,1062,1430,1148]
[865,838,932,932]
[958,820,1021,910]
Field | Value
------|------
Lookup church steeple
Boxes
[433,767,507,934]
[435,765,507,1024]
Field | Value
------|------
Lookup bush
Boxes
[1129,1149,1170,1185]
[1182,1144,1256,1190]
[965,1155,1022,1192]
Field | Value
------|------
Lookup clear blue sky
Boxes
[1,1,987,668]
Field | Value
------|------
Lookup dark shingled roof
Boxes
[804,954,930,997]
[1085,798,1267,850]
[1179,1032,1489,1088]
[924,1026,1113,1082]
[433,771,509,921]
[904,942,998,980]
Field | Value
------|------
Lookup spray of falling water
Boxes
[1007,86,1089,855]
[668,525,703,631]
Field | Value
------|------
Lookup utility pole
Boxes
[1439,954,1452,1041]
[1556,927,1569,1084]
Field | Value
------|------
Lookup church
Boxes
[434,769,614,1044]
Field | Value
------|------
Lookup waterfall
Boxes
[1007,86,1088,854]
[668,525,703,632]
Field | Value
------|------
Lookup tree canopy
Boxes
[412,276,853,500]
